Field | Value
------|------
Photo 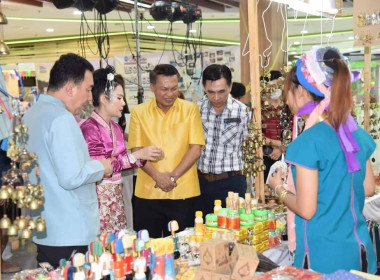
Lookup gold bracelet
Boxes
[279,189,289,204]
[274,184,283,196]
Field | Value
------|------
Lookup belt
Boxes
[197,170,241,182]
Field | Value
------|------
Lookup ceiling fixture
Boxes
[149,1,201,24]
[149,1,171,21]
[270,0,338,17]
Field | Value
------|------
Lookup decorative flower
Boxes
[107,73,114,81]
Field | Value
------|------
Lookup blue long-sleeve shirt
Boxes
[23,94,104,246]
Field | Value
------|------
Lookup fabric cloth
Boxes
[96,182,127,233]
[134,196,197,238]
[81,111,144,233]
[197,95,250,174]
[285,121,377,274]
[23,94,104,247]
[261,100,284,141]
[128,98,205,200]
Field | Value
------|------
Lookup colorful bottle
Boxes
[217,208,228,228]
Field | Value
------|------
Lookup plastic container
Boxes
[268,211,276,230]
[227,209,240,230]
[217,208,228,228]
[214,200,222,215]
[194,211,204,236]
[240,213,254,227]
[253,209,268,222]
[205,214,218,228]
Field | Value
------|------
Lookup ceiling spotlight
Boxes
[75,0,99,12]
[149,1,171,21]
[147,25,155,30]
[46,28,54,32]
[95,0,119,15]
[0,12,7,24]
[52,0,76,9]
[0,40,10,55]
[168,2,183,22]
[182,5,201,24]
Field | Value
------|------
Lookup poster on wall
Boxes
[114,45,241,109]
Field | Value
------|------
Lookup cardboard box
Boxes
[212,269,231,280]
[200,239,230,272]
[230,243,259,280]
[195,268,212,280]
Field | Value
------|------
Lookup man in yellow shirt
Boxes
[129,64,205,238]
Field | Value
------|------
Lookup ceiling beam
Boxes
[7,0,43,7]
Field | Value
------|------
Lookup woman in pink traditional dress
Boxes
[81,66,163,233]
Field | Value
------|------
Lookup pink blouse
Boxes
[81,111,144,182]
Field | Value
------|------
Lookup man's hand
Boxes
[269,146,282,160]
[154,172,177,192]
[99,158,113,178]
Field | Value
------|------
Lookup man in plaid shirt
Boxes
[196,64,250,215]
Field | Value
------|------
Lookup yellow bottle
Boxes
[214,200,222,214]
[194,211,204,236]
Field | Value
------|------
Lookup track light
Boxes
[168,2,183,22]
[182,5,201,24]
[149,1,171,21]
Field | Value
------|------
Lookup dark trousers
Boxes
[264,156,276,182]
[36,244,88,269]
[134,196,197,238]
[197,174,247,216]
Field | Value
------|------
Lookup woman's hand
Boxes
[268,167,285,191]
[269,146,282,160]
[133,146,164,161]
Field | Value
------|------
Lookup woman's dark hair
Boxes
[48,53,94,92]
[92,66,124,107]
[202,64,232,86]
[149,64,180,84]
[231,82,246,99]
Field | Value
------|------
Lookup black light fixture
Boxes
[52,0,77,9]
[168,2,183,22]
[75,0,98,12]
[95,0,119,14]
[149,1,171,21]
[182,5,201,24]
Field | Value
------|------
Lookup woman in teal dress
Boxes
[268,46,377,274]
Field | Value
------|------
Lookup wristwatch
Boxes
[129,154,137,164]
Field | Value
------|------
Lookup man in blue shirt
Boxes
[23,53,113,268]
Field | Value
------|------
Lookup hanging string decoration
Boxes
[0,95,46,240]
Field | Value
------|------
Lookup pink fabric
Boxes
[81,111,143,182]
[286,99,329,252]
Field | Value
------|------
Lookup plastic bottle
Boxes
[194,211,204,236]
[217,208,228,228]
[214,200,222,214]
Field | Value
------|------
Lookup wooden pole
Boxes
[363,46,371,132]
[248,0,265,203]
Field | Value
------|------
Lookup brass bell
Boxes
[17,216,27,230]
[6,185,14,195]
[16,188,25,200]
[0,215,11,229]
[20,228,32,239]
[36,219,46,232]
[0,187,9,199]
[29,219,37,229]
[7,225,18,236]
[29,199,39,210]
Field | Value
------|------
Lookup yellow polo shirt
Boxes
[129,98,205,200]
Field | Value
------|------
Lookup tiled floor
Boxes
[1,241,37,280]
